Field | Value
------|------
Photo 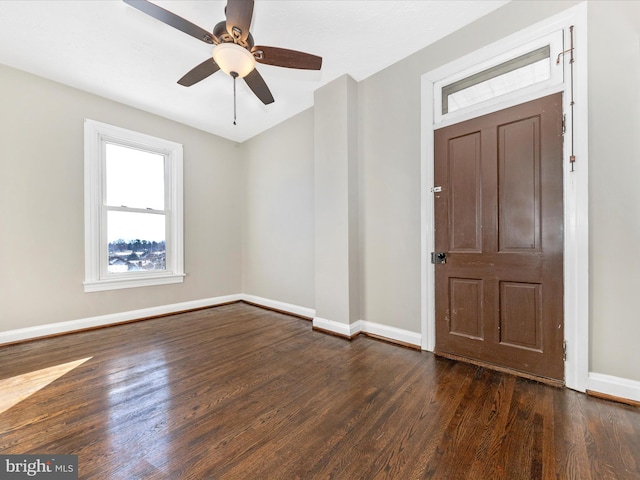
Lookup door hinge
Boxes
[562,114,566,135]
[431,186,442,193]
[563,340,567,361]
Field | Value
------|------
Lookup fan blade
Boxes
[252,46,322,70]
[225,0,254,43]
[178,59,221,87]
[243,68,274,105]
[124,0,215,44]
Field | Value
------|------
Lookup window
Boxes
[442,46,551,114]
[84,119,184,292]
[434,30,563,124]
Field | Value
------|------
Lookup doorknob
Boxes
[431,252,447,264]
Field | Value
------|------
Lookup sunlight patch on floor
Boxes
[0,357,92,414]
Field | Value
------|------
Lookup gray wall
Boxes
[588,0,640,381]
[241,108,315,309]
[0,64,243,330]
[313,75,360,326]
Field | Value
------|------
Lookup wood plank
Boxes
[0,303,638,479]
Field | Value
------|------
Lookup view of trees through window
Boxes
[108,239,166,273]
[105,143,167,274]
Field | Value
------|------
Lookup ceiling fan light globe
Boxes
[212,43,256,78]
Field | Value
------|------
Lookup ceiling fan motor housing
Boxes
[213,21,254,49]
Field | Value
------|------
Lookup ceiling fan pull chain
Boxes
[232,72,238,125]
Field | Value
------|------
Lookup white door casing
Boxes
[420,3,589,392]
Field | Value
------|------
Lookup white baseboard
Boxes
[0,294,314,346]
[0,294,242,345]
[312,316,422,348]
[312,317,357,337]
[588,372,640,403]
[240,294,315,319]
[356,320,422,348]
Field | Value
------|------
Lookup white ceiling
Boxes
[0,0,508,143]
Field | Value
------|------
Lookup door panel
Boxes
[434,93,564,381]
[498,116,541,251]
[499,281,541,350]
[449,278,483,339]
[449,132,482,252]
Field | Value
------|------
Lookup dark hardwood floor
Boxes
[1,303,639,479]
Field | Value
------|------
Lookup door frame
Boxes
[420,3,589,392]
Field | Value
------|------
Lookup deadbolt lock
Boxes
[431,252,447,264]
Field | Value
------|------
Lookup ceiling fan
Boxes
[123,0,322,111]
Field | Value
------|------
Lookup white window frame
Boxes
[84,119,184,292]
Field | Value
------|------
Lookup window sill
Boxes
[84,273,185,292]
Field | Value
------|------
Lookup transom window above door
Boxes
[434,30,564,124]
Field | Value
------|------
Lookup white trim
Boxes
[420,3,589,392]
[0,294,317,346]
[356,320,422,348]
[420,90,436,352]
[433,84,565,131]
[0,292,420,355]
[84,273,186,292]
[312,317,357,337]
[312,316,421,348]
[562,5,589,393]
[588,373,640,404]
[0,295,242,345]
[241,294,316,319]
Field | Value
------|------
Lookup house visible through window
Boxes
[106,143,166,274]
[84,119,184,292]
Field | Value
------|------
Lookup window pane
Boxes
[447,59,550,113]
[106,143,165,210]
[442,45,551,115]
[107,211,166,273]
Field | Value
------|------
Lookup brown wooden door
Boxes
[434,93,564,381]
